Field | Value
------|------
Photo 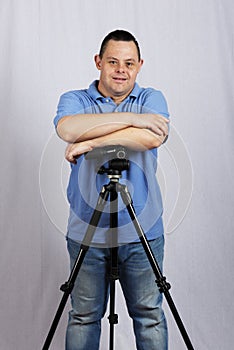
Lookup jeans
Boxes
[66,235,168,350]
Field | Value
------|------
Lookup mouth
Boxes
[112,77,127,82]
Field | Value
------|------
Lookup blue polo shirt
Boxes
[54,80,169,246]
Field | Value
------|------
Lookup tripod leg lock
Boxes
[60,281,74,293]
[108,314,119,325]
[109,267,119,281]
[156,276,171,293]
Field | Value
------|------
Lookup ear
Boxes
[137,59,144,73]
[94,54,102,70]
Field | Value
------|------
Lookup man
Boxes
[54,29,169,350]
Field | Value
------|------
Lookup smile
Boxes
[112,77,127,82]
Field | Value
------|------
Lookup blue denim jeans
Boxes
[66,235,168,350]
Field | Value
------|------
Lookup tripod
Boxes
[42,148,194,350]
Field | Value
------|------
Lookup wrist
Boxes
[89,137,104,149]
[126,112,135,127]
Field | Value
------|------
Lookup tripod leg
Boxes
[108,246,119,350]
[42,246,88,350]
[119,185,195,350]
[108,187,119,350]
[42,187,109,350]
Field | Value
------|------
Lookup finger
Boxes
[65,143,83,161]
[65,144,73,158]
[66,152,77,164]
[162,116,170,123]
[161,121,169,135]
[152,121,168,136]
[156,114,170,123]
[66,144,93,163]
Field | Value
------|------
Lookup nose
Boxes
[116,62,125,73]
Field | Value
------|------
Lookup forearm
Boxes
[57,112,169,143]
[56,112,133,143]
[90,127,165,151]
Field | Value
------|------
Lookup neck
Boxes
[97,82,131,105]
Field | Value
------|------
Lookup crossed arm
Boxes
[56,112,169,164]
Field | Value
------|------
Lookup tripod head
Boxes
[85,145,130,177]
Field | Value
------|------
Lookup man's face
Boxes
[95,40,143,104]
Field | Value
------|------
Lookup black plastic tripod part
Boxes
[85,145,128,160]
[156,276,171,293]
[108,313,118,324]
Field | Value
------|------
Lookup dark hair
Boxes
[99,29,141,61]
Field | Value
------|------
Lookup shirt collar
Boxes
[87,80,140,101]
[87,80,103,100]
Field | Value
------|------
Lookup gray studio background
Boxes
[1,1,234,349]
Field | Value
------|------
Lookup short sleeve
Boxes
[53,91,85,127]
[141,88,170,119]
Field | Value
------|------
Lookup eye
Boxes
[126,62,134,68]
[109,60,117,65]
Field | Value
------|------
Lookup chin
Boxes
[112,85,130,94]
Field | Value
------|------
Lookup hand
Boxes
[132,113,169,137]
[65,141,93,164]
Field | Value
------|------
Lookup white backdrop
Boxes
[1,1,234,349]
